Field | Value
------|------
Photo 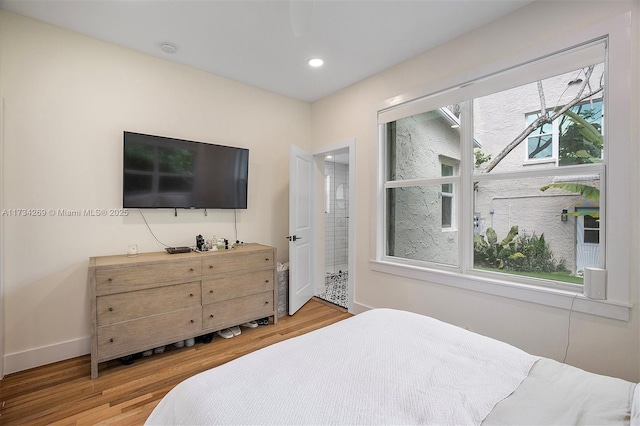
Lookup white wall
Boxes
[0,96,4,379]
[311,1,640,381]
[0,10,311,374]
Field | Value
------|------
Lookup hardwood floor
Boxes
[0,299,352,425]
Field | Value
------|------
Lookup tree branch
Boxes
[482,66,601,173]
[538,81,547,117]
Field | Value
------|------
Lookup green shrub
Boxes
[474,227,567,273]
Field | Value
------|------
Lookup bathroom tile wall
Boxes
[324,161,349,272]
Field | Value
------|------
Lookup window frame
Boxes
[372,13,632,321]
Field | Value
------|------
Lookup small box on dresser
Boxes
[88,244,277,379]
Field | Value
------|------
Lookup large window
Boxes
[383,46,605,284]
[376,17,631,320]
[471,63,604,285]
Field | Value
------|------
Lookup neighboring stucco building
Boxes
[388,109,462,266]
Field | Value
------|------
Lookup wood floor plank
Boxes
[0,299,351,425]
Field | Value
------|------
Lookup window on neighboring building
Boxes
[526,113,554,161]
[525,99,603,165]
[441,163,454,228]
[559,100,603,166]
[583,214,600,244]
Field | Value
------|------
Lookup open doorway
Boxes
[288,140,355,315]
[317,150,350,308]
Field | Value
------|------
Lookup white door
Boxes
[288,145,314,315]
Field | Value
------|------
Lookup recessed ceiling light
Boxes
[308,58,324,67]
[160,43,178,54]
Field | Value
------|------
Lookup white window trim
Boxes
[373,13,632,321]
[370,259,630,321]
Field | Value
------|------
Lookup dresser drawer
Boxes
[95,259,201,296]
[97,281,201,326]
[203,292,274,331]
[202,250,274,275]
[97,307,202,361]
[202,269,274,305]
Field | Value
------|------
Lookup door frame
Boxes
[311,138,356,313]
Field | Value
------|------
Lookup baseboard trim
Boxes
[4,336,90,376]
[351,301,373,315]
[3,303,370,375]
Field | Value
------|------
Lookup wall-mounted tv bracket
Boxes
[173,208,209,217]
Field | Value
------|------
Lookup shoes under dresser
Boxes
[88,243,277,379]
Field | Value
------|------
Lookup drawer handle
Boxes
[190,319,194,323]
[210,314,214,318]
[209,290,214,294]
[189,293,194,297]
[265,280,269,283]
[209,265,213,269]
[109,338,114,343]
[189,268,194,272]
[264,301,269,305]
[265,258,270,262]
[108,278,112,282]
[109,307,113,312]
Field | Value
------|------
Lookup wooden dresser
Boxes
[88,244,276,379]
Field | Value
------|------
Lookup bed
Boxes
[146,308,639,425]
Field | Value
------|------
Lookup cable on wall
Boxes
[234,209,239,242]
[139,209,171,248]
[562,293,579,363]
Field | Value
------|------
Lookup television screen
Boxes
[123,132,248,209]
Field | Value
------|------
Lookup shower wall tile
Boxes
[325,161,349,270]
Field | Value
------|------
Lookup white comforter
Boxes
[146,308,539,425]
[484,357,637,425]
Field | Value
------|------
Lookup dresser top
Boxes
[89,243,274,268]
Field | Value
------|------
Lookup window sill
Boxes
[523,158,557,166]
[370,259,631,321]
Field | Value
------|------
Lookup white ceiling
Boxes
[0,0,534,102]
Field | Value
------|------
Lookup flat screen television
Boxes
[123,131,249,209]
